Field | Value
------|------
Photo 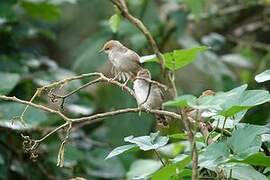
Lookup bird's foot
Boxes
[108,76,117,83]
[120,78,129,90]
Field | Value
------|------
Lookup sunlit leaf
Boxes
[151,155,191,180]
[255,69,270,83]
[158,143,185,158]
[220,90,270,117]
[144,46,209,70]
[222,163,268,180]
[124,131,169,151]
[229,152,270,167]
[127,160,162,179]
[168,133,187,140]
[105,144,138,159]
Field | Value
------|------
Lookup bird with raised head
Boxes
[99,40,143,85]
[133,68,169,127]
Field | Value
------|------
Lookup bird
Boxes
[133,68,169,127]
[99,40,142,85]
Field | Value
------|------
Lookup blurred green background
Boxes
[0,0,269,179]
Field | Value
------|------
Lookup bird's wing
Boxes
[125,49,141,64]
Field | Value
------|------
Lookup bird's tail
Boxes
[154,113,169,128]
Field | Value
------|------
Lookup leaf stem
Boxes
[221,117,228,138]
[154,150,166,167]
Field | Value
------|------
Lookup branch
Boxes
[0,95,184,162]
[179,109,198,180]
[17,72,134,122]
[0,95,70,121]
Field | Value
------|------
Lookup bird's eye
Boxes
[105,47,110,50]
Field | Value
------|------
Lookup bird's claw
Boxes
[120,83,126,90]
[108,77,116,83]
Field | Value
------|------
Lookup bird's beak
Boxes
[98,47,105,54]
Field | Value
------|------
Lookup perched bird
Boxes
[133,68,169,127]
[100,40,142,84]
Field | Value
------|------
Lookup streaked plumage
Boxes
[133,69,168,127]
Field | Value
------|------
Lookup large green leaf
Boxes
[21,1,60,22]
[169,85,270,117]
[199,142,230,168]
[222,163,268,180]
[124,131,169,151]
[145,46,208,70]
[164,84,248,112]
[220,90,270,117]
[151,155,191,180]
[127,160,162,180]
[0,72,20,95]
[227,124,267,160]
[255,69,270,83]
[105,144,138,160]
[229,152,270,167]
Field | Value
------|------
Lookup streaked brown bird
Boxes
[100,40,142,85]
[133,68,169,127]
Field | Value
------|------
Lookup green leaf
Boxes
[170,46,209,70]
[127,160,162,179]
[158,143,185,158]
[124,131,169,151]
[227,124,267,159]
[0,102,48,129]
[145,46,209,70]
[21,1,60,22]
[168,133,187,140]
[255,69,270,83]
[164,85,249,112]
[220,90,270,117]
[222,163,268,180]
[105,144,138,160]
[163,95,197,108]
[0,72,20,95]
[219,106,249,117]
[151,155,191,180]
[109,13,121,33]
[199,142,230,168]
[229,152,270,167]
[183,0,205,19]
